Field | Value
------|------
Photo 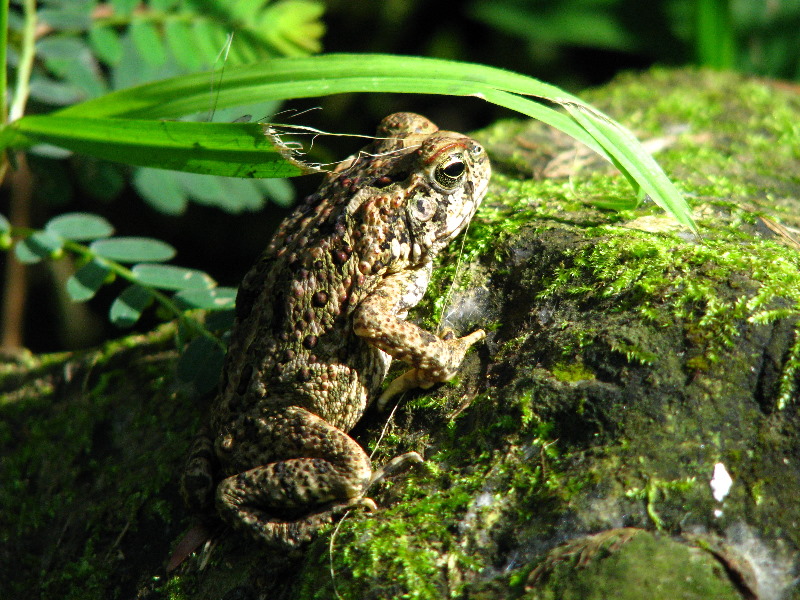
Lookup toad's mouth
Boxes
[440,177,489,243]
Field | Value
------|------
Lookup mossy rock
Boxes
[3,68,799,599]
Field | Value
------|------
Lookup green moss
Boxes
[551,361,595,382]
[535,228,800,384]
[1,324,193,599]
[292,473,483,600]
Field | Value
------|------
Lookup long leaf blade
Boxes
[9,116,314,178]
[55,54,578,120]
[5,54,694,229]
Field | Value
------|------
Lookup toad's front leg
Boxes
[353,268,485,409]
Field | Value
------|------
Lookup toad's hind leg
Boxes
[215,406,373,548]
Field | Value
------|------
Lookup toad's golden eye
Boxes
[434,154,466,189]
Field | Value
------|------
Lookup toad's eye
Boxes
[434,154,466,190]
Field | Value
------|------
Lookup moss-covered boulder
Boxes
[3,68,799,599]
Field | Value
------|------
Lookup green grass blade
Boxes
[478,88,610,160]
[3,54,694,229]
[8,115,313,177]
[562,102,696,232]
[55,54,579,119]
[697,0,735,69]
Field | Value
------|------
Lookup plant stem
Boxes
[0,0,8,125]
[0,0,9,185]
[0,154,31,350]
[9,0,36,123]
[1,0,36,350]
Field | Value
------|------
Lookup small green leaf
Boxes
[589,197,640,211]
[37,37,88,61]
[89,26,124,66]
[37,4,92,29]
[257,178,295,207]
[90,237,176,263]
[177,336,225,393]
[176,174,269,213]
[14,231,64,264]
[174,286,237,310]
[46,212,114,241]
[132,263,215,291]
[191,20,225,63]
[28,75,85,106]
[0,214,12,250]
[130,21,167,67]
[215,177,267,212]
[67,258,112,302]
[164,20,202,71]
[133,168,189,215]
[110,284,153,327]
[75,159,125,202]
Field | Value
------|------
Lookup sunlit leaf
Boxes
[67,258,112,302]
[18,54,694,229]
[174,286,237,310]
[562,102,696,231]
[45,212,114,241]
[90,237,176,263]
[109,284,153,327]
[132,263,215,291]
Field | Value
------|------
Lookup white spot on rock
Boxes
[710,462,733,502]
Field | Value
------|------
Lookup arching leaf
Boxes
[91,237,176,263]
[109,284,153,327]
[46,212,115,241]
[132,264,216,291]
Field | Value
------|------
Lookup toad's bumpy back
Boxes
[179,113,491,551]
